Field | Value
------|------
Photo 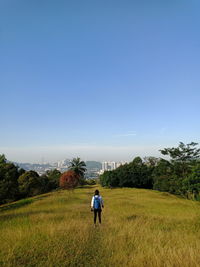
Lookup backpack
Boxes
[94,196,101,209]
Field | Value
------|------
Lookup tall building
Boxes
[102,161,109,171]
[102,161,117,171]
[110,161,116,170]
[101,161,127,173]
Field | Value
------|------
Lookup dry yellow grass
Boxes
[1,186,200,266]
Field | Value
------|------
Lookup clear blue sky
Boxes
[0,0,200,163]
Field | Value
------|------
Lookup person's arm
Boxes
[100,196,104,208]
[91,196,94,209]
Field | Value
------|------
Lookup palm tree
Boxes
[68,157,87,178]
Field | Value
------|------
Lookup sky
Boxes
[0,0,200,163]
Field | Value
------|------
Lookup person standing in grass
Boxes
[91,189,104,225]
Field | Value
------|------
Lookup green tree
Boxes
[152,159,176,193]
[100,157,153,189]
[182,163,200,199]
[0,154,6,164]
[18,171,42,197]
[45,169,61,190]
[144,157,159,167]
[160,142,200,162]
[132,156,143,165]
[68,157,87,183]
[160,142,200,178]
[100,170,119,188]
[124,157,153,188]
[0,155,20,204]
[153,143,200,196]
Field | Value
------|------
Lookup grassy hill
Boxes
[1,186,200,267]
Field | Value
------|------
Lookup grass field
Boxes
[1,186,200,267]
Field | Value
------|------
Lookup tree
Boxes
[127,157,153,188]
[100,157,153,189]
[132,156,143,165]
[0,155,20,204]
[182,163,200,199]
[152,159,181,193]
[68,157,87,184]
[160,142,200,178]
[0,154,6,164]
[160,142,200,162]
[18,171,42,197]
[59,170,79,190]
[45,169,61,190]
[144,157,159,167]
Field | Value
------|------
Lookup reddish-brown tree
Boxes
[59,170,79,190]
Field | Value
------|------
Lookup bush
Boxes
[59,170,79,190]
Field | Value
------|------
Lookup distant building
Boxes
[57,161,62,168]
[57,159,69,169]
[102,161,109,171]
[110,161,116,170]
[101,161,127,173]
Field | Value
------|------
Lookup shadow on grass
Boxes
[127,215,138,221]
[0,193,52,212]
[0,199,34,212]
[0,209,53,222]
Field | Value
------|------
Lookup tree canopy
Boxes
[59,170,79,190]
[68,157,87,178]
[0,155,21,204]
[160,142,200,162]
[100,142,200,200]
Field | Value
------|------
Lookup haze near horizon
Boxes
[1,1,199,163]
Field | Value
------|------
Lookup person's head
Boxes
[94,189,99,195]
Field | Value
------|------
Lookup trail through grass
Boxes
[1,186,200,266]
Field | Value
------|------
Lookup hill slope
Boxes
[1,187,200,266]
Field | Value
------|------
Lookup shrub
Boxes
[59,170,79,190]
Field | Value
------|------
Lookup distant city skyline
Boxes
[0,1,199,162]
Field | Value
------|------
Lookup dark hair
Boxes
[94,189,99,195]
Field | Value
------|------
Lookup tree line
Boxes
[0,156,91,205]
[100,142,200,200]
[1,142,200,205]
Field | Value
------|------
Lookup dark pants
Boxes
[94,209,102,224]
